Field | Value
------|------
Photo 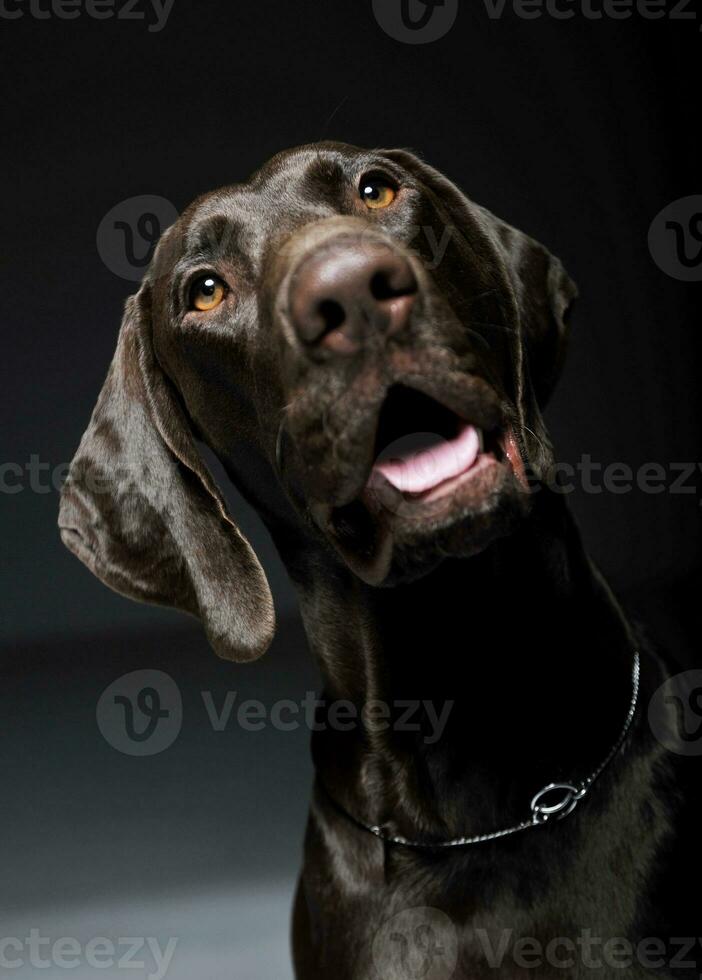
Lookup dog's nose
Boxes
[289,242,417,354]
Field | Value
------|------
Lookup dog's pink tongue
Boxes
[373,424,482,495]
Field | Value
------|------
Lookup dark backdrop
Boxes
[3,1,701,648]
[1,3,700,975]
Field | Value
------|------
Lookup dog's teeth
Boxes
[476,428,484,453]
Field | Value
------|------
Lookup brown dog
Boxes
[60,143,693,978]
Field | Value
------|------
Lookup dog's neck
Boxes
[280,492,637,839]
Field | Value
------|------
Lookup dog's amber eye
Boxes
[359,175,397,210]
[190,275,226,311]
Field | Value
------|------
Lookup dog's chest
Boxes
[295,769,671,980]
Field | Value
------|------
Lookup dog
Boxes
[59,143,698,978]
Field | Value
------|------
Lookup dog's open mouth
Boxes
[311,381,528,584]
[367,385,505,503]
[300,374,530,586]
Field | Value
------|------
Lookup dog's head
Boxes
[59,142,576,660]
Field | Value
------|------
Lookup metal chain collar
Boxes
[334,652,641,849]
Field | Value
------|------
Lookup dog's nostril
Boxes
[288,243,417,353]
[317,299,346,334]
[370,266,417,302]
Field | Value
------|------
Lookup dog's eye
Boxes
[359,174,397,210]
[190,275,227,312]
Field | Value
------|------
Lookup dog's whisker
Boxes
[318,95,350,141]
[521,423,550,456]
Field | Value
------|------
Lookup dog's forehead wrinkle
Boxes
[256,142,359,176]
[185,198,257,258]
[254,144,406,207]
[186,191,343,274]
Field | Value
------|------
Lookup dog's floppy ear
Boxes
[382,148,577,407]
[59,288,275,662]
[487,220,578,408]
